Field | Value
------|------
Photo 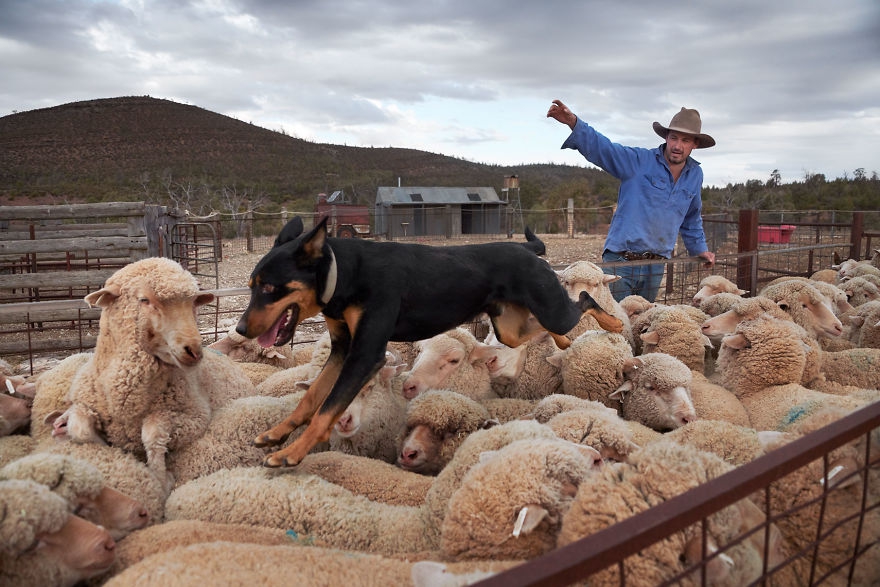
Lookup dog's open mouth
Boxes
[257,304,300,348]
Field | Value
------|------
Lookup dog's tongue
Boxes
[257,314,286,348]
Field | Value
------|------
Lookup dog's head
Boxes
[235,216,334,347]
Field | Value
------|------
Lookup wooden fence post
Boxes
[737,209,759,296]
[850,211,864,261]
[245,209,254,253]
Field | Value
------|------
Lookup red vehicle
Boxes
[315,191,372,238]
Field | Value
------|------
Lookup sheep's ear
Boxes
[378,362,406,383]
[721,333,750,350]
[756,430,788,452]
[208,336,236,355]
[480,418,500,430]
[545,351,565,368]
[610,381,633,401]
[195,293,215,307]
[701,334,714,349]
[684,534,734,584]
[735,288,747,295]
[274,216,304,247]
[621,357,643,378]
[602,274,621,284]
[640,331,660,345]
[822,456,861,489]
[512,505,548,537]
[469,342,499,365]
[84,284,122,308]
[849,316,866,329]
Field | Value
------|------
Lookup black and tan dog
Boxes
[236,216,623,467]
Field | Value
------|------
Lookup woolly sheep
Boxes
[608,354,697,431]
[759,279,844,339]
[545,330,633,408]
[545,408,642,462]
[106,541,517,587]
[528,393,620,424]
[558,441,791,587]
[0,434,36,468]
[401,328,498,401]
[818,346,880,390]
[0,479,117,587]
[691,274,746,307]
[618,294,655,321]
[255,331,333,397]
[836,258,880,281]
[396,389,495,475]
[763,276,854,317]
[759,407,880,584]
[47,258,257,493]
[167,391,308,487]
[0,389,30,437]
[484,329,563,400]
[208,323,300,368]
[635,305,714,374]
[716,315,870,430]
[29,352,92,445]
[296,451,433,506]
[846,300,880,348]
[662,419,771,467]
[558,260,633,346]
[697,291,747,317]
[328,356,408,463]
[164,434,602,562]
[810,268,839,284]
[838,275,880,307]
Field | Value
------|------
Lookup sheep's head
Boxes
[86,259,214,368]
[610,354,696,431]
[558,261,618,302]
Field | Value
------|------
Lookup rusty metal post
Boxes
[737,209,758,296]
[849,211,864,260]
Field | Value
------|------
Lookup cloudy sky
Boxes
[1,0,878,187]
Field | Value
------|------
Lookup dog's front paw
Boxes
[262,450,301,468]
[253,430,288,448]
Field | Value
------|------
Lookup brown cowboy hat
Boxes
[653,107,715,148]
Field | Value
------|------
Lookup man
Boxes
[547,99,716,302]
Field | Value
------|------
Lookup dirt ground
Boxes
[216,233,607,289]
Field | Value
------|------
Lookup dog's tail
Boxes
[520,227,546,256]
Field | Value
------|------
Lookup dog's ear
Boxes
[274,216,305,247]
[300,217,329,260]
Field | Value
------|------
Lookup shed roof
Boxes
[375,187,504,205]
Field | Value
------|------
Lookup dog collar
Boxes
[321,247,338,304]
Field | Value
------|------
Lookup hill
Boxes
[0,96,613,211]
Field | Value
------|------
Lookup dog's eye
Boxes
[261,284,276,295]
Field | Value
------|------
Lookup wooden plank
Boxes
[0,336,97,354]
[0,202,146,220]
[0,307,102,325]
[1,226,133,240]
[0,236,148,255]
[0,269,116,290]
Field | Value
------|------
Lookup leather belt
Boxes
[617,251,666,261]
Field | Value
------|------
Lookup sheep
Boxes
[759,407,880,585]
[691,274,746,307]
[208,323,300,368]
[0,453,149,540]
[484,329,564,400]
[328,354,409,463]
[106,541,517,587]
[836,258,880,281]
[698,291,747,317]
[662,419,772,467]
[810,268,840,284]
[558,441,792,587]
[846,300,880,348]
[817,346,880,390]
[635,305,714,374]
[838,275,880,307]
[29,352,92,445]
[618,294,655,321]
[545,330,634,408]
[0,479,117,587]
[527,393,621,424]
[608,354,697,432]
[43,441,168,526]
[255,331,332,397]
[396,389,495,475]
[558,260,633,346]
[401,328,498,401]
[0,388,30,437]
[167,391,308,487]
[296,451,433,506]
[544,408,642,463]
[758,279,844,339]
[0,434,36,468]
[44,258,257,493]
[163,433,602,562]
[716,315,871,431]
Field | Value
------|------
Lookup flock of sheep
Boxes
[1,251,880,586]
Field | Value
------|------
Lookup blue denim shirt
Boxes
[562,118,709,258]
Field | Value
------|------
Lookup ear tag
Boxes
[512,506,528,537]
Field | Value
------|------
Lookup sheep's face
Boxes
[136,288,214,368]
[402,335,468,399]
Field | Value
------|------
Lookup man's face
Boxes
[664,131,698,165]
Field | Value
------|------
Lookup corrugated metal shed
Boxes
[374,186,507,238]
